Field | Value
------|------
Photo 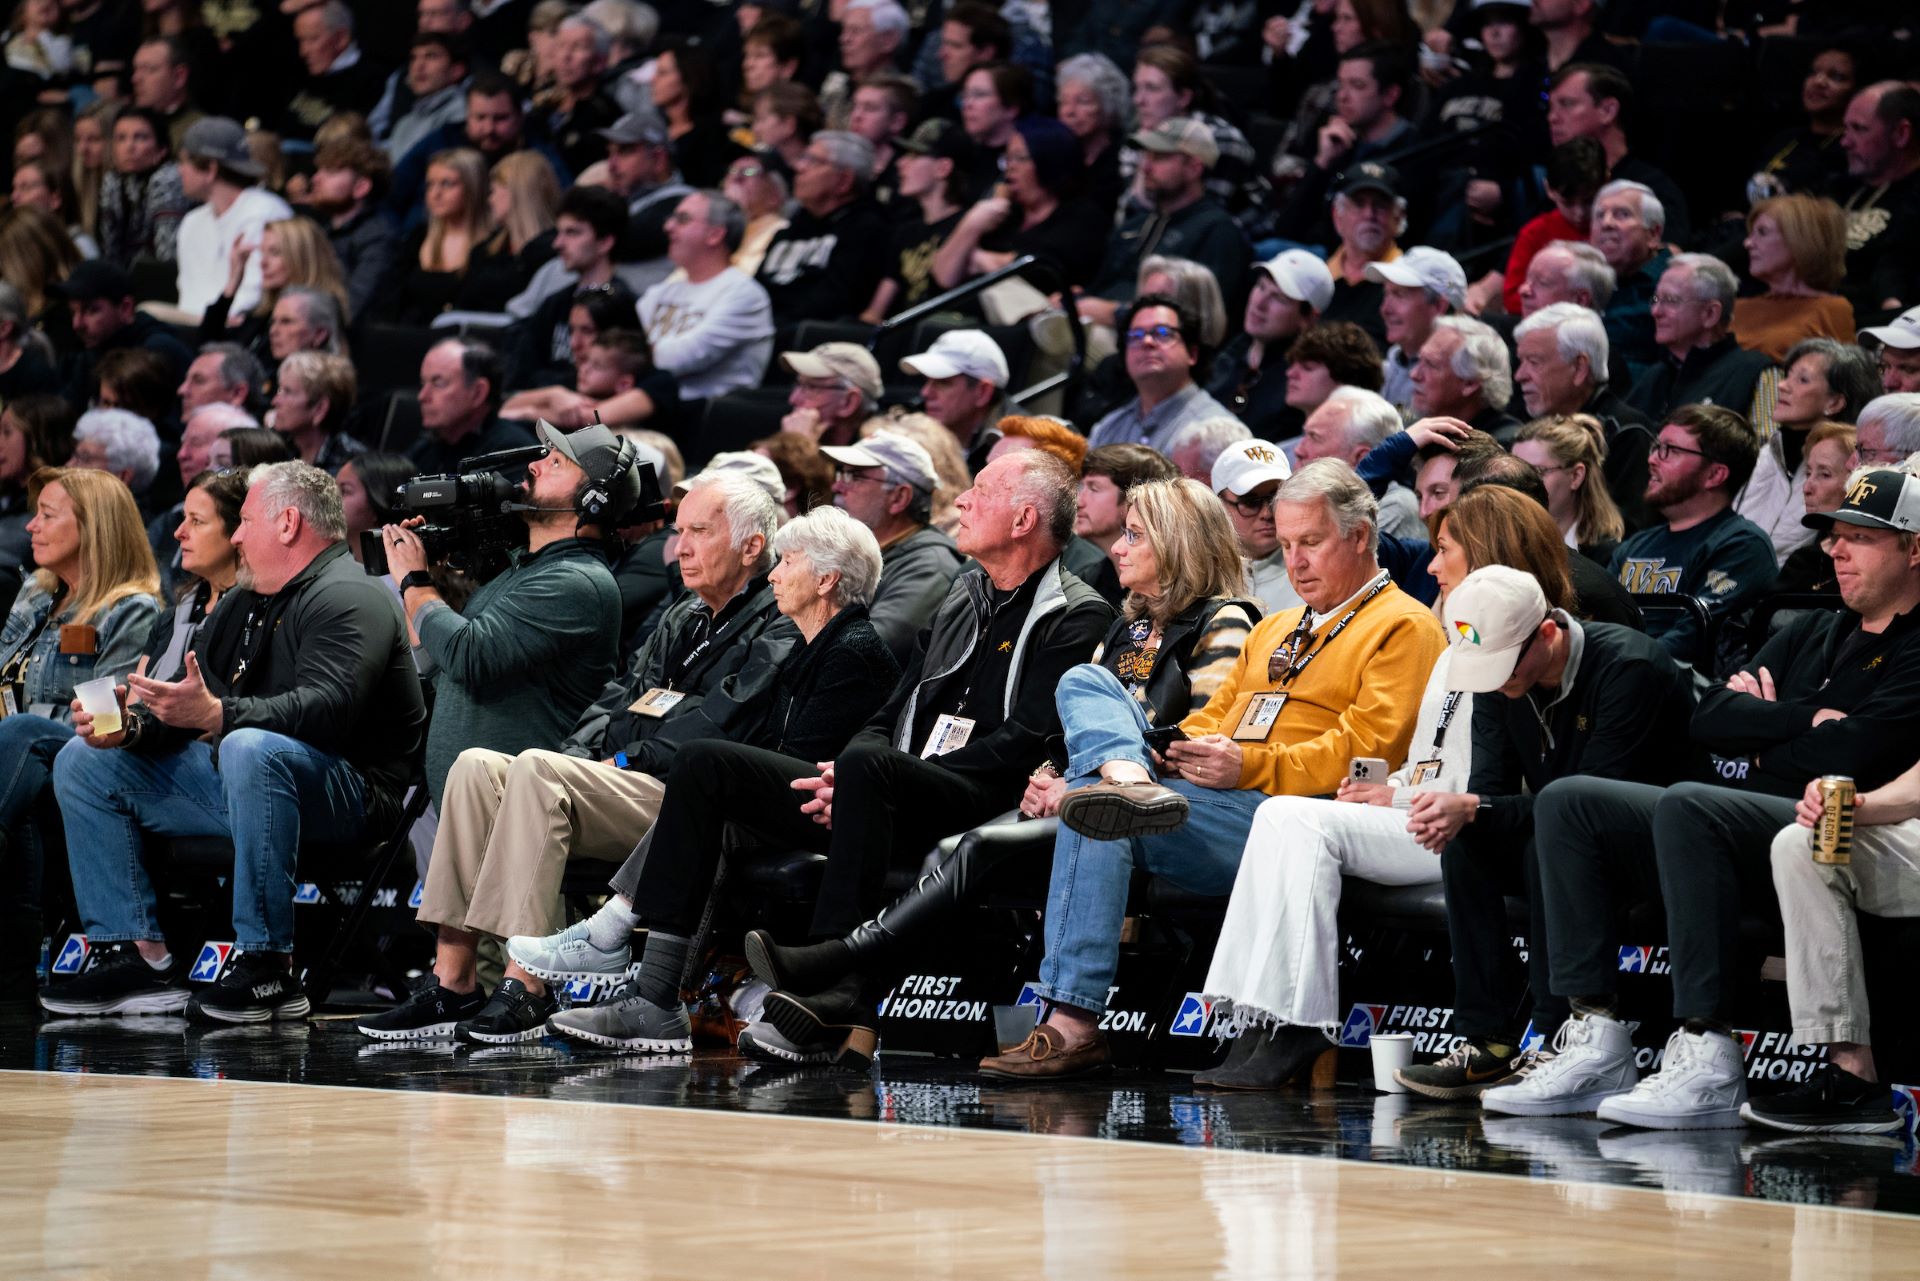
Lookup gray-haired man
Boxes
[755,131,891,339]
[822,431,965,664]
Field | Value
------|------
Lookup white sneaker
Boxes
[506,920,631,984]
[1596,1027,1747,1130]
[1481,1014,1638,1117]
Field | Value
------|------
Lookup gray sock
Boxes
[634,931,692,1008]
[586,898,640,952]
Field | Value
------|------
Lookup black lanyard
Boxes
[1429,690,1464,751]
[1267,572,1390,688]
[230,599,269,685]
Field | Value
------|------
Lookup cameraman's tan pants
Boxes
[418,748,664,942]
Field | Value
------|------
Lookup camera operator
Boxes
[381,420,638,803]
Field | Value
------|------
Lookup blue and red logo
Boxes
[1170,993,1212,1037]
[189,941,233,983]
[1338,1003,1389,1047]
[51,933,88,975]
[292,883,322,905]
[1893,1085,1918,1141]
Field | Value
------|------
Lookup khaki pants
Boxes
[419,748,665,941]
[1769,817,1920,1047]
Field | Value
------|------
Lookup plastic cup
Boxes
[1370,1032,1414,1093]
[74,677,121,738]
[992,1003,1039,1052]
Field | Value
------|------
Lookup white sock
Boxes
[145,951,173,971]
[586,898,640,952]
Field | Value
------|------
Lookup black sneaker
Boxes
[456,978,558,1045]
[38,943,189,1017]
[1740,1064,1904,1135]
[185,952,312,1025]
[1395,1037,1526,1099]
[358,979,487,1041]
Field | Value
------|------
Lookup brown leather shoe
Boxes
[978,1023,1112,1081]
[1057,778,1190,840]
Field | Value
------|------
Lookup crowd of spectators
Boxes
[6,0,1920,1142]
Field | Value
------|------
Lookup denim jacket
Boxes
[0,580,162,723]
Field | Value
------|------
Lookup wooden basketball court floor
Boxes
[3,1060,1919,1279]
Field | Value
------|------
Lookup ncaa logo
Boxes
[1171,993,1212,1037]
[51,933,89,975]
[292,883,322,905]
[407,881,425,910]
[1338,1003,1389,1047]
[189,941,234,983]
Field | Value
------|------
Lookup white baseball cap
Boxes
[1255,248,1335,314]
[821,430,940,493]
[900,329,1010,387]
[1366,246,1469,311]
[1442,565,1550,694]
[676,450,785,503]
[1861,304,1920,351]
[1210,440,1293,497]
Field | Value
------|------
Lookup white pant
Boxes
[1202,794,1441,1036]
[1769,817,1920,1047]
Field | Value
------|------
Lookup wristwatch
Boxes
[399,570,436,594]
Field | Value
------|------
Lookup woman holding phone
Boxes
[1193,484,1575,1090]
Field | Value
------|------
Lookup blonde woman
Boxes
[1511,414,1627,564]
[201,216,351,355]
[70,99,116,244]
[1733,193,1855,362]
[390,148,512,324]
[0,467,162,942]
[485,150,563,274]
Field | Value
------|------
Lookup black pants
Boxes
[1440,818,1565,1042]
[1534,777,1790,1022]
[614,736,1012,938]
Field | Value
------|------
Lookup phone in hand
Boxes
[1143,724,1189,755]
[1348,756,1389,784]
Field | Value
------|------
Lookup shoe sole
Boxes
[186,996,311,1026]
[762,991,878,1070]
[1483,1085,1636,1118]
[506,940,629,985]
[1595,1099,1745,1129]
[1738,1102,1904,1135]
[739,1026,833,1065]
[39,989,189,1017]
[743,930,785,990]
[359,1019,462,1042]
[544,1015,691,1053]
[977,1058,1113,1083]
[1394,1069,1515,1100]
[1057,791,1190,842]
[457,1021,553,1045]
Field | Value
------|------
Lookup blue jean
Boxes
[52,729,368,952]
[0,714,73,912]
[1034,663,1268,1011]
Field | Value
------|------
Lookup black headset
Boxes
[575,435,644,525]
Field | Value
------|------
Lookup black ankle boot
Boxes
[744,931,854,993]
[1192,1026,1262,1085]
[761,972,878,1070]
[1194,1026,1329,1091]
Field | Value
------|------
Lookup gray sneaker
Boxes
[507,920,631,984]
[738,1019,834,1065]
[545,982,691,1052]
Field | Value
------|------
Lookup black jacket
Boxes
[1692,605,1920,796]
[561,574,798,777]
[870,525,966,668]
[1583,386,1657,535]
[858,556,1114,793]
[1470,617,1696,836]
[1625,334,1771,424]
[762,604,901,762]
[129,543,426,833]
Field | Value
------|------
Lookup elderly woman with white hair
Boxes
[69,408,162,509]
[507,502,903,1050]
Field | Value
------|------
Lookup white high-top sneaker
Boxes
[1481,1014,1638,1117]
[1596,1027,1748,1129]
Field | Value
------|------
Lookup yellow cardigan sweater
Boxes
[1179,578,1447,796]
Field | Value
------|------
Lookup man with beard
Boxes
[1609,404,1777,661]
[306,138,400,323]
[1320,165,1406,346]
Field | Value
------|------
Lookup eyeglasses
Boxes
[1224,493,1271,517]
[1125,324,1184,347]
[1648,439,1709,462]
[727,164,764,179]
[834,467,889,485]
[1120,526,1146,545]
[1531,462,1572,476]
[1649,294,1702,308]
[795,378,848,396]
[1856,445,1908,463]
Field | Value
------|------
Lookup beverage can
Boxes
[1813,775,1855,866]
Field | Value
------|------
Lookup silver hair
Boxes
[846,0,910,38]
[279,287,346,355]
[1056,52,1132,133]
[185,402,260,433]
[1432,316,1513,411]
[557,13,612,59]
[1137,254,1228,347]
[74,409,161,491]
[1515,302,1612,389]
[1784,338,1883,423]
[248,460,346,541]
[1322,385,1402,450]
[772,503,884,609]
[1275,457,1379,556]
[1003,447,1077,547]
[1669,252,1739,321]
[1860,394,1920,456]
[1166,415,1252,472]
[812,130,876,184]
[1541,240,1616,310]
[199,341,266,398]
[685,469,781,572]
[698,189,748,251]
[311,0,353,35]
[582,0,657,51]
[1596,178,1664,233]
